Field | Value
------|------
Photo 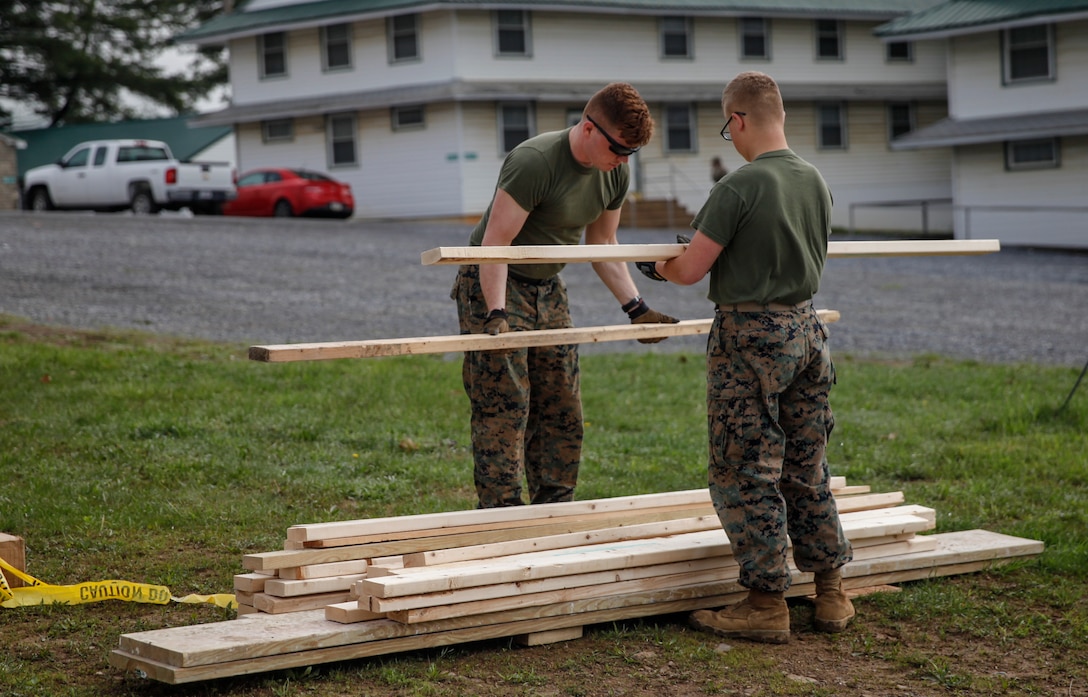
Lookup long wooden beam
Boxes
[249,310,840,363]
[420,239,1001,266]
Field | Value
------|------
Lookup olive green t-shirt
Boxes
[691,149,832,306]
[470,129,630,279]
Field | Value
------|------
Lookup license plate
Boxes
[330,202,343,211]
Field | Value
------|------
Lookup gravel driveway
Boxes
[1,211,1085,367]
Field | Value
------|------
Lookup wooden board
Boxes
[109,530,1042,683]
[419,239,1001,266]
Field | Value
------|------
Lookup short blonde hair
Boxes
[721,71,784,122]
[584,82,654,147]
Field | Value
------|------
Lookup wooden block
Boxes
[515,626,583,646]
[233,573,271,593]
[0,533,26,589]
[418,239,1001,266]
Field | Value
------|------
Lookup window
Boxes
[327,114,358,167]
[565,109,583,128]
[262,119,294,143]
[499,103,533,153]
[740,17,769,59]
[322,23,352,71]
[886,41,912,62]
[63,147,91,168]
[93,147,108,166]
[388,14,420,63]
[259,32,287,78]
[664,104,696,153]
[817,103,846,149]
[815,19,843,60]
[494,10,530,56]
[1006,138,1059,170]
[660,17,692,59]
[1004,24,1054,83]
[391,105,425,130]
[887,102,914,140]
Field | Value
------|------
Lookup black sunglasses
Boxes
[586,114,640,156]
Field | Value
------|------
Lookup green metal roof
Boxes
[10,116,232,178]
[876,0,1088,39]
[179,0,945,45]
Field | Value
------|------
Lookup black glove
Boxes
[483,309,508,335]
[624,297,679,344]
[636,261,667,282]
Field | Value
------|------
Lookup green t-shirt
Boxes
[691,149,832,306]
[470,129,629,279]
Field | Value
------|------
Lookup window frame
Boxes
[321,23,353,72]
[886,40,913,63]
[493,9,531,57]
[814,19,844,61]
[659,16,693,59]
[887,102,915,141]
[1002,24,1055,84]
[498,102,534,155]
[816,102,847,150]
[387,13,421,64]
[258,32,288,78]
[1005,138,1060,170]
[327,113,358,168]
[262,119,294,143]
[739,16,770,60]
[663,103,697,154]
[391,105,426,131]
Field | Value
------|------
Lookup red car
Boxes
[222,168,354,219]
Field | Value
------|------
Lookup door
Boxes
[50,146,93,206]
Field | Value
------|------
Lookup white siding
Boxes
[947,20,1088,120]
[952,136,1088,249]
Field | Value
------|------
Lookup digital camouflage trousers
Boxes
[453,265,583,508]
[706,305,853,593]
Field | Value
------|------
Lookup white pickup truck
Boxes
[21,139,236,215]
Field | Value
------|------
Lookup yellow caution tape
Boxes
[0,556,236,610]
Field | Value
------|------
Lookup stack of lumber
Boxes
[110,480,1044,684]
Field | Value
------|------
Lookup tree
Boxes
[0,0,228,128]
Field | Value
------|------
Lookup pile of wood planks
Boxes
[110,480,1043,684]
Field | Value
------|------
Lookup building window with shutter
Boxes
[327,114,358,167]
[817,103,846,150]
[259,32,287,78]
[815,19,843,60]
[388,14,420,63]
[887,103,914,140]
[322,24,352,71]
[664,104,696,153]
[660,17,692,59]
[499,103,533,154]
[740,17,769,60]
[1003,24,1054,83]
[494,10,531,57]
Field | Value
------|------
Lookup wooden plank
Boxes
[277,559,368,580]
[515,626,583,646]
[263,574,367,598]
[109,530,1041,682]
[1,533,27,589]
[251,590,354,614]
[249,310,840,363]
[419,239,1001,266]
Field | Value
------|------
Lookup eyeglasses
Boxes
[586,114,640,156]
[720,111,747,142]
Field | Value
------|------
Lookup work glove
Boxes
[483,309,509,335]
[625,298,679,344]
[635,261,667,282]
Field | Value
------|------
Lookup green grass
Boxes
[1,315,1086,696]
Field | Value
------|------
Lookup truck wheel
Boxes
[130,187,159,215]
[273,199,293,217]
[29,188,54,211]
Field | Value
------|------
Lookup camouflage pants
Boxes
[453,265,583,508]
[706,305,853,593]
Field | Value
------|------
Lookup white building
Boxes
[179,0,953,232]
[877,0,1088,249]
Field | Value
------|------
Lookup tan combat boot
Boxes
[813,569,855,632]
[689,589,790,644]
